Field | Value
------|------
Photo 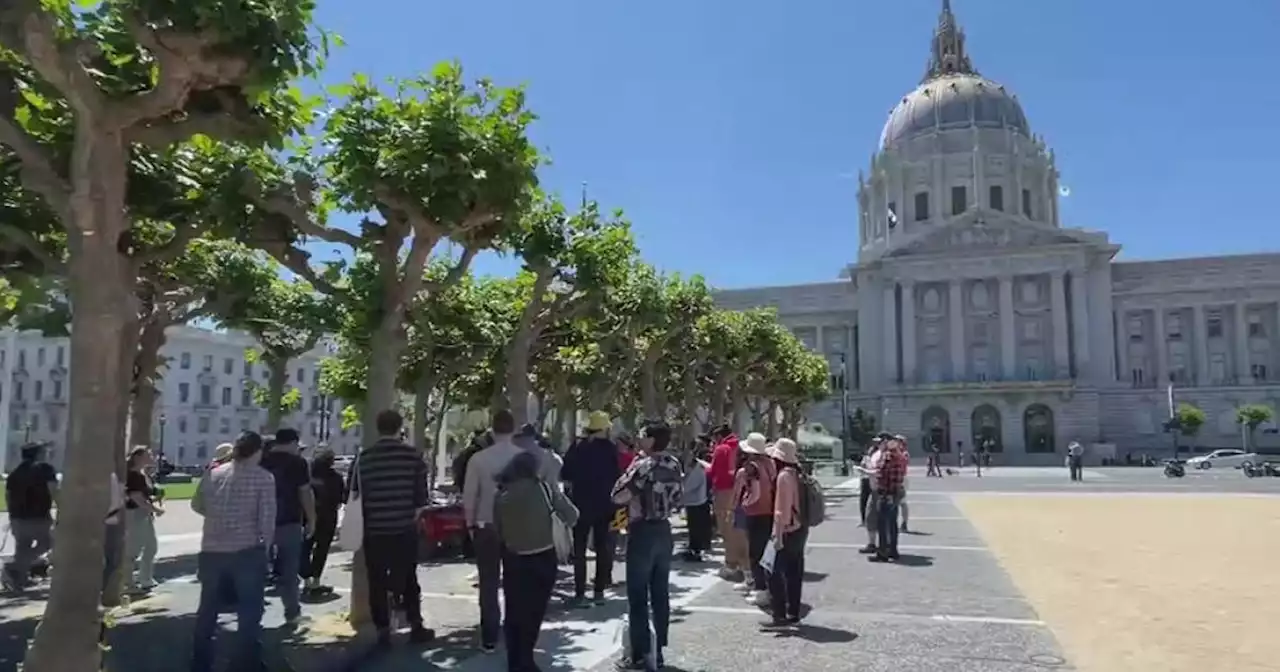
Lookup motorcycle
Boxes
[1242,461,1280,478]
[1164,460,1186,478]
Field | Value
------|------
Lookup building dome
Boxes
[879,0,1029,150]
[879,74,1029,149]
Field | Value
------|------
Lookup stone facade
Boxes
[715,3,1280,463]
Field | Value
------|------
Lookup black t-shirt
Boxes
[5,461,57,520]
[311,466,346,520]
[260,449,310,525]
[125,469,157,510]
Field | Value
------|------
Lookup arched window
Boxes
[971,404,1002,453]
[1024,404,1055,453]
[921,406,951,453]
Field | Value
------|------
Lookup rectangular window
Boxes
[913,192,929,221]
[36,348,45,367]
[14,382,22,401]
[224,358,234,375]
[199,385,212,405]
[179,383,190,403]
[1021,188,1033,218]
[34,380,42,401]
[18,350,25,369]
[1128,316,1144,342]
[221,387,232,406]
[1166,313,1183,339]
[951,186,967,215]
[220,417,231,434]
[48,414,59,433]
[1207,316,1223,338]
[297,368,306,383]
[180,352,191,370]
[179,417,187,433]
[244,361,253,377]
[202,355,213,372]
[1248,314,1264,337]
[53,380,62,400]
[241,388,252,407]
[1210,353,1228,383]
[989,185,1004,211]
[30,414,38,432]
[197,417,210,434]
[1251,364,1269,381]
[56,346,64,366]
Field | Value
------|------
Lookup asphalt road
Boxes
[0,465,1275,671]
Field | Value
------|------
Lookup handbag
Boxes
[336,460,363,552]
[539,483,573,564]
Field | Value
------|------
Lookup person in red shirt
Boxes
[616,433,637,473]
[868,435,909,563]
[706,424,746,582]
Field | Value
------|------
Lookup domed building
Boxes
[716,1,1280,463]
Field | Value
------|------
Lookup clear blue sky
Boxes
[312,0,1280,290]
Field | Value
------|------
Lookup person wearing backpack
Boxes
[494,450,579,672]
[733,432,777,608]
[766,438,810,626]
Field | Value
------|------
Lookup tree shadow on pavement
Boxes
[802,571,828,582]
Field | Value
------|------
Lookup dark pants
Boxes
[502,549,558,672]
[103,522,124,596]
[191,546,267,672]
[686,502,713,553]
[858,478,871,523]
[572,513,614,598]
[1069,456,1083,481]
[7,517,53,582]
[302,516,337,581]
[745,514,774,591]
[767,528,808,619]
[363,530,423,632]
[472,526,503,646]
[271,523,304,619]
[625,520,673,662]
[875,494,900,558]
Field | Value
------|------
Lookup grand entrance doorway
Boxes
[1024,403,1056,453]
[921,406,951,453]
[971,404,1003,453]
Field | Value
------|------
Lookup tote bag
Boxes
[539,483,573,564]
[336,461,364,552]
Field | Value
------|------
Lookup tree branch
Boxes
[0,2,105,116]
[0,221,64,274]
[135,221,198,263]
[126,110,271,149]
[242,173,362,248]
[422,245,478,294]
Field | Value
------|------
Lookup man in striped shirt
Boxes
[354,409,434,648]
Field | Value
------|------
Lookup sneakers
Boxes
[858,544,877,554]
[593,592,608,606]
[409,626,435,644]
[733,581,752,593]
[718,567,743,582]
[747,590,770,607]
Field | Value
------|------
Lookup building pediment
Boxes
[886,214,1095,259]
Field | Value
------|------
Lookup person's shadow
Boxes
[766,622,857,644]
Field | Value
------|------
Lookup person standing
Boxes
[612,420,683,671]
[706,424,745,582]
[734,433,777,608]
[680,448,712,562]
[302,448,345,596]
[766,438,808,626]
[869,436,909,563]
[857,438,880,526]
[357,410,435,648]
[494,451,580,672]
[463,409,524,653]
[3,442,58,591]
[857,437,885,555]
[189,432,277,672]
[1067,441,1084,481]
[560,411,621,607]
[259,428,316,626]
[124,446,165,594]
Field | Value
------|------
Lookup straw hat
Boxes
[584,411,612,432]
[740,432,768,455]
[767,438,799,465]
[212,442,234,463]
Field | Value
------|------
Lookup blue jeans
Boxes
[191,546,268,672]
[625,520,672,662]
[875,494,900,557]
[272,524,304,619]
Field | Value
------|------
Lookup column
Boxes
[1050,271,1069,378]
[1235,303,1251,383]
[883,285,899,384]
[999,276,1017,379]
[1115,310,1130,383]
[815,325,825,354]
[1193,304,1210,385]
[1153,308,1168,385]
[901,280,917,384]
[1070,271,1090,378]
[949,279,966,380]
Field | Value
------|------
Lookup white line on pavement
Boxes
[806,542,988,552]
[680,604,1046,627]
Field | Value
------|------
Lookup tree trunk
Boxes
[412,374,434,451]
[129,317,168,452]
[765,401,780,439]
[428,394,451,492]
[103,312,141,608]
[707,373,728,426]
[26,132,133,672]
[501,271,552,425]
[265,355,289,431]
[639,343,663,418]
[682,363,700,445]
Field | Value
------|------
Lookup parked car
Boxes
[1185,449,1256,470]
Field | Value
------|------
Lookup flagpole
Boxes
[0,328,13,473]
[581,181,588,210]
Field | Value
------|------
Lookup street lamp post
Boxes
[23,419,32,443]
[318,393,331,444]
[838,353,850,450]
[158,414,167,459]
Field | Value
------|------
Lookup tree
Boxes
[848,408,878,450]
[0,3,321,664]
[222,64,540,628]
[229,276,334,430]
[1236,404,1274,450]
[496,197,637,424]
[1166,403,1206,452]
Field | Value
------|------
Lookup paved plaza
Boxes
[1,466,1277,671]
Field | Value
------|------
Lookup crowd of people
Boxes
[2,409,831,672]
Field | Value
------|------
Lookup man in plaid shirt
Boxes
[868,434,909,563]
[189,431,277,672]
